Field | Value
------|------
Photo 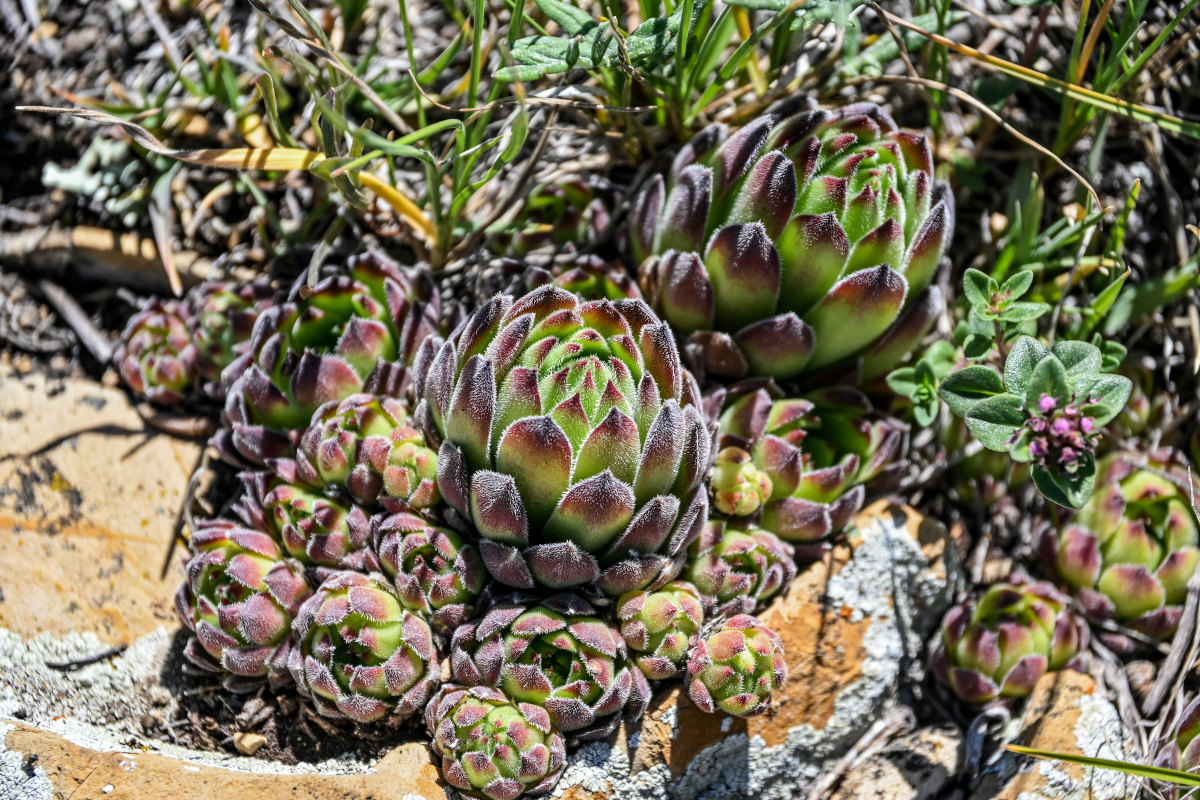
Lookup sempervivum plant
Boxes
[188,279,278,394]
[174,520,310,690]
[631,101,952,381]
[373,511,487,634]
[1155,696,1200,788]
[685,520,795,615]
[712,387,902,542]
[221,251,440,464]
[240,469,374,571]
[289,571,439,723]
[426,684,566,800]
[491,179,610,257]
[420,285,711,595]
[615,581,705,680]
[931,582,1086,705]
[114,298,198,406]
[1044,454,1199,644]
[687,614,787,717]
[292,393,439,511]
[449,593,648,739]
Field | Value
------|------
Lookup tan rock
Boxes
[232,732,266,756]
[970,670,1140,800]
[831,726,961,800]
[0,365,200,644]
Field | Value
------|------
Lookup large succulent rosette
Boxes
[449,593,648,739]
[685,520,795,615]
[292,393,440,511]
[221,251,441,464]
[239,469,374,571]
[931,582,1086,705]
[288,571,439,723]
[712,386,902,542]
[114,298,198,406]
[373,511,487,634]
[187,279,279,392]
[426,684,567,800]
[1045,454,1200,643]
[686,614,787,717]
[615,581,705,680]
[631,101,952,381]
[420,285,712,595]
[174,520,310,690]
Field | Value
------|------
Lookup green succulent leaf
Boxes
[1003,336,1051,395]
[939,365,1004,417]
[1031,455,1096,509]
[964,393,1026,451]
[886,366,918,397]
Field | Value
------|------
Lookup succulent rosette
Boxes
[713,386,902,542]
[420,284,711,595]
[289,571,439,723]
[174,520,310,690]
[686,614,787,717]
[240,469,374,570]
[550,258,642,303]
[426,684,567,800]
[1154,696,1200,790]
[449,593,648,739]
[631,101,952,381]
[373,511,487,634]
[615,581,705,680]
[931,582,1085,705]
[187,279,279,391]
[114,298,199,405]
[1045,454,1199,642]
[221,251,441,464]
[292,393,439,511]
[685,520,796,615]
[492,179,610,257]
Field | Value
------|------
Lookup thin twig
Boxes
[36,280,113,364]
[45,643,128,672]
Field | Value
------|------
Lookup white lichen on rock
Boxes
[0,722,55,800]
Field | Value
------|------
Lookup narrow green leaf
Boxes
[1005,744,1200,787]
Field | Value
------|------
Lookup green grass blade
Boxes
[1005,745,1200,786]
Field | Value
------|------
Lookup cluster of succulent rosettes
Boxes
[221,251,441,466]
[373,511,486,635]
[174,520,310,690]
[115,279,280,407]
[1044,454,1199,646]
[712,386,902,542]
[685,520,796,615]
[531,259,642,303]
[449,593,649,740]
[1017,393,1101,476]
[115,299,199,406]
[631,100,952,382]
[615,581,705,680]
[1155,696,1200,788]
[687,614,788,717]
[291,393,439,511]
[931,581,1086,706]
[289,571,439,724]
[240,469,374,571]
[420,285,712,596]
[426,684,566,800]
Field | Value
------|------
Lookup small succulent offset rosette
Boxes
[616,580,705,680]
[631,100,952,381]
[931,581,1086,705]
[713,386,902,542]
[289,571,439,723]
[420,284,712,596]
[174,520,311,690]
[426,684,567,800]
[449,593,648,740]
[221,251,441,465]
[114,298,199,406]
[685,520,796,615]
[188,279,279,394]
[1045,454,1199,645]
[292,393,440,511]
[373,510,487,634]
[687,614,788,717]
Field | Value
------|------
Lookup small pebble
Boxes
[234,731,267,756]
[102,785,114,794]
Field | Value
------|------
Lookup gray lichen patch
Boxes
[0,722,55,800]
